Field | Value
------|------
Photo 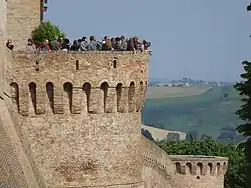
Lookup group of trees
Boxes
[185,127,245,144]
[157,127,245,144]
[217,126,246,144]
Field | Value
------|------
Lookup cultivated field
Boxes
[141,124,186,141]
[142,86,243,139]
[146,85,212,99]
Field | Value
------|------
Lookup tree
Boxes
[234,60,251,186]
[185,130,199,141]
[166,132,180,141]
[31,20,66,44]
[217,131,237,144]
[247,3,251,11]
[141,129,154,141]
[221,126,236,132]
[200,134,211,140]
[156,139,246,188]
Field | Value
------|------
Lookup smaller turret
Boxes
[169,155,228,188]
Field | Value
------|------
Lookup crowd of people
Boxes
[6,36,152,53]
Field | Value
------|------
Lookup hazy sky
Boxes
[44,0,251,82]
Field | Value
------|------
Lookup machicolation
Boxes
[10,80,147,115]
[169,155,228,177]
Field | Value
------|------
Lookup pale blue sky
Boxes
[44,0,251,82]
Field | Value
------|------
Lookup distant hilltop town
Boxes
[149,77,238,87]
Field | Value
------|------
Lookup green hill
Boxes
[142,86,243,139]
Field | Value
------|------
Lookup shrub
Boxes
[31,21,65,44]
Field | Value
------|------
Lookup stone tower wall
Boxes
[6,0,41,50]
[7,51,149,187]
[0,97,42,188]
[0,115,28,188]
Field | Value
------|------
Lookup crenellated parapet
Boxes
[7,51,149,116]
[169,155,228,177]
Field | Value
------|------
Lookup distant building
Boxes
[156,82,190,87]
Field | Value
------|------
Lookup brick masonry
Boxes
[0,117,26,188]
[0,1,228,187]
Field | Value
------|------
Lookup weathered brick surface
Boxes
[0,98,40,188]
[0,119,22,188]
[141,137,181,188]
[20,113,144,187]
[3,97,46,188]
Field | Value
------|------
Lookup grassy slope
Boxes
[142,86,243,139]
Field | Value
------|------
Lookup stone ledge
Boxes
[169,155,228,161]
[12,50,152,55]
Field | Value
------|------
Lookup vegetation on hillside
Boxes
[31,21,65,44]
[142,86,243,139]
